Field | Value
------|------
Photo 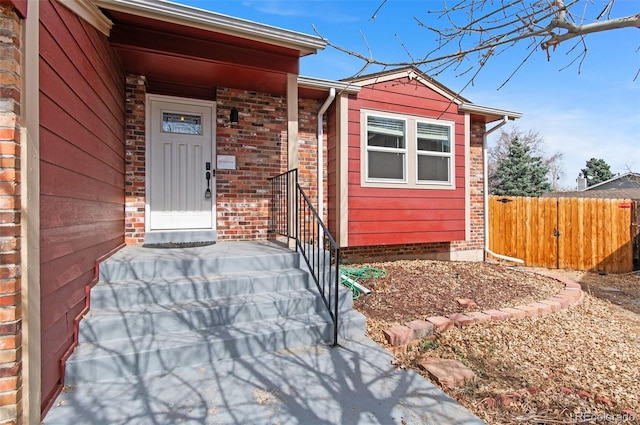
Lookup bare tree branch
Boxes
[318,0,640,88]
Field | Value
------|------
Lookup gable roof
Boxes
[584,172,640,191]
[543,188,640,201]
[342,66,469,104]
[342,66,521,123]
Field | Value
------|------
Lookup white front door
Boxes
[148,96,215,231]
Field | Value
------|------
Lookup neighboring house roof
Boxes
[542,188,640,200]
[92,0,327,55]
[342,66,522,123]
[584,172,640,191]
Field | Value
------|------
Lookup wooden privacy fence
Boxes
[489,195,640,273]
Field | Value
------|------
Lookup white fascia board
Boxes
[92,0,326,55]
[459,103,523,120]
[345,68,467,105]
[60,0,113,35]
[298,76,361,94]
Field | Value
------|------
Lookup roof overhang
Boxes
[92,0,326,56]
[87,0,327,98]
[298,76,361,100]
[458,103,522,123]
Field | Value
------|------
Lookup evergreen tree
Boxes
[491,138,552,197]
[581,158,614,187]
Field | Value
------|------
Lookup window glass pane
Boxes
[162,112,203,135]
[368,133,405,149]
[417,123,450,152]
[418,155,450,182]
[368,151,405,180]
[368,116,405,148]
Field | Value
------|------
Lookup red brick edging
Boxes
[383,271,584,346]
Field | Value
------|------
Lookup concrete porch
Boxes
[43,241,484,424]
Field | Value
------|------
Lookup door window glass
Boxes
[162,112,203,135]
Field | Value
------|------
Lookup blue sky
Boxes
[180,0,639,189]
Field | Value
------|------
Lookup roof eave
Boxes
[92,0,327,56]
[459,103,523,121]
[298,76,361,94]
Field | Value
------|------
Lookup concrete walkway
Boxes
[44,338,485,425]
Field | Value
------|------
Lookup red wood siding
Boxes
[347,77,466,246]
[39,0,125,412]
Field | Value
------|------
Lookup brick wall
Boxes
[342,242,451,264]
[0,5,22,424]
[124,75,147,244]
[298,97,326,217]
[215,87,287,240]
[124,82,327,243]
[451,120,486,254]
[215,87,322,240]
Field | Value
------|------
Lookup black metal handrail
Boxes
[268,169,341,346]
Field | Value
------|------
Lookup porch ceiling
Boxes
[104,10,303,98]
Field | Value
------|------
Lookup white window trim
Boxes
[364,114,408,184]
[360,109,456,190]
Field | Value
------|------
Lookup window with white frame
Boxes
[365,116,407,182]
[417,122,452,184]
[362,110,455,188]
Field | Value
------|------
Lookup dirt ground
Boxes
[542,268,640,314]
[349,260,640,424]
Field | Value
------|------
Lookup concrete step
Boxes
[66,312,334,384]
[89,268,310,309]
[99,249,300,281]
[79,289,325,343]
[65,242,367,387]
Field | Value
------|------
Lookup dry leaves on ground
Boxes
[350,260,640,424]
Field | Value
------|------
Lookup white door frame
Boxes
[145,94,216,235]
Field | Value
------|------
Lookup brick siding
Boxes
[342,242,451,263]
[124,82,324,244]
[0,5,22,424]
[124,75,147,244]
[450,120,486,252]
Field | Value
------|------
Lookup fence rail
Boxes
[489,195,638,273]
[268,169,341,346]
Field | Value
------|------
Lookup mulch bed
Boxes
[349,259,640,424]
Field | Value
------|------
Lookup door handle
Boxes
[205,171,212,198]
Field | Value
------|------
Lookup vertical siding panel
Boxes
[508,197,519,257]
[544,198,556,268]
[606,199,616,272]
[583,198,594,271]
[523,197,533,266]
[562,198,573,269]
[487,195,500,250]
[594,198,605,271]
[516,197,526,263]
[572,198,580,269]
[557,197,568,269]
[621,200,634,273]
